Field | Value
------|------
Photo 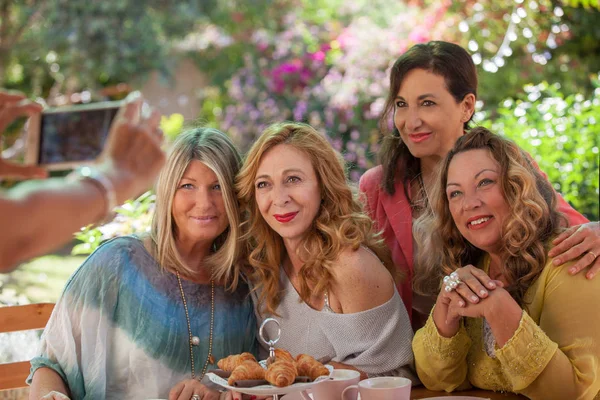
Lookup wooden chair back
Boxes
[0,303,55,390]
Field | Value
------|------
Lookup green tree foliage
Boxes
[479,82,599,220]
[453,0,600,110]
[562,0,600,9]
[0,0,220,93]
[1,0,293,96]
[1,0,597,254]
[0,1,49,93]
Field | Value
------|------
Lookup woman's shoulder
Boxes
[359,166,384,194]
[59,236,149,300]
[74,236,151,277]
[330,246,395,312]
[91,235,150,262]
[522,251,600,310]
[333,246,393,288]
[359,166,409,205]
[540,253,599,288]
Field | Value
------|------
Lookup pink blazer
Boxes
[359,165,589,321]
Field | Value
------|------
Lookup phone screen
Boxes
[38,106,119,164]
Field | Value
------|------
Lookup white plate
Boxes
[280,392,311,400]
[206,364,333,396]
[281,394,490,400]
[420,397,490,400]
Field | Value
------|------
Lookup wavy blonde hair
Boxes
[150,127,243,290]
[236,122,395,315]
[413,127,565,305]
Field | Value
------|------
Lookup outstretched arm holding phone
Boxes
[0,90,166,273]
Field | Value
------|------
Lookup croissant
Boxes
[227,360,266,385]
[296,354,329,381]
[217,352,257,372]
[274,348,295,363]
[265,360,298,387]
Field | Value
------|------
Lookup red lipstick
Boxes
[408,132,432,143]
[274,212,298,223]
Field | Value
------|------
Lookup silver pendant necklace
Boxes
[175,269,215,379]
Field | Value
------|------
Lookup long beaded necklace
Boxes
[175,268,215,380]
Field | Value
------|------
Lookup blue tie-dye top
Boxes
[28,236,257,400]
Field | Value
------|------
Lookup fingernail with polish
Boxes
[471,296,478,302]
[480,290,487,296]
[569,267,577,274]
[553,258,561,265]
[488,281,496,288]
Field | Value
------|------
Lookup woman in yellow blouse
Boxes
[412,127,600,400]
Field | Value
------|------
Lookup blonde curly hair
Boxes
[236,122,396,315]
[413,127,565,305]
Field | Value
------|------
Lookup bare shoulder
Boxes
[330,246,395,312]
[333,246,389,280]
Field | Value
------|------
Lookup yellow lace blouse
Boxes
[412,256,600,400]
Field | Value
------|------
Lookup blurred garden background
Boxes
[1,0,599,380]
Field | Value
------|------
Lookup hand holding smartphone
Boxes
[0,90,165,272]
[8,90,165,204]
[26,101,123,170]
[96,95,165,205]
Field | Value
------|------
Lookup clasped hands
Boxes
[433,265,513,339]
[434,222,600,339]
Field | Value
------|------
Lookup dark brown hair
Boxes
[378,41,478,196]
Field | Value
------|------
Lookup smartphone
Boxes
[26,101,122,170]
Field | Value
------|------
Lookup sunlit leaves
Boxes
[562,0,600,10]
[479,83,599,220]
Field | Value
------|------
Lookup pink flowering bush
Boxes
[72,0,600,254]
[221,1,456,180]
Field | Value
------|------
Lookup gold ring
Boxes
[590,251,599,260]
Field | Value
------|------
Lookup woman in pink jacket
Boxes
[359,41,599,330]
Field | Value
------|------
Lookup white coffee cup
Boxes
[299,369,361,400]
[342,376,411,400]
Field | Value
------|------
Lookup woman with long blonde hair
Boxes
[412,127,600,399]
[237,122,415,379]
[29,128,257,400]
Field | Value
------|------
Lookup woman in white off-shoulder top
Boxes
[236,121,416,380]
